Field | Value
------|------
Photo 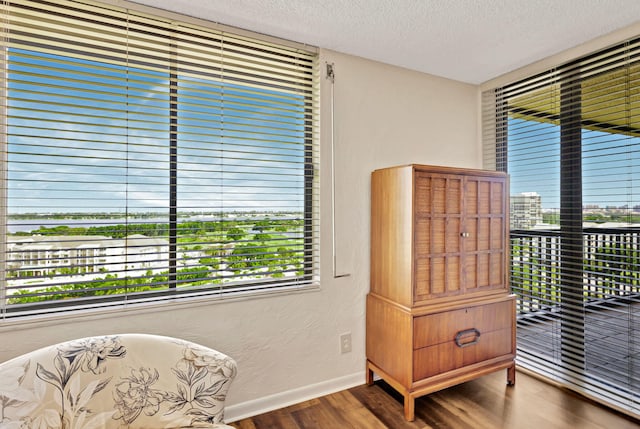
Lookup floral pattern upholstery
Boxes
[0,334,237,428]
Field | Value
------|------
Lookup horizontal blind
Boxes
[482,38,640,417]
[0,0,319,318]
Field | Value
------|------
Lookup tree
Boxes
[226,227,246,241]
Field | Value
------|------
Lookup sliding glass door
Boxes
[483,39,640,417]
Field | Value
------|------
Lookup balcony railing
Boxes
[510,227,640,314]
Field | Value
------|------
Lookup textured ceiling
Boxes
[131,0,640,84]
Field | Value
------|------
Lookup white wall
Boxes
[0,49,480,421]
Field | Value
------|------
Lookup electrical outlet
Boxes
[340,332,352,354]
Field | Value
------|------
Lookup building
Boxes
[510,192,542,230]
[7,235,169,289]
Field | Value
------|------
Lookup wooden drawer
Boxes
[413,328,512,380]
[413,299,513,349]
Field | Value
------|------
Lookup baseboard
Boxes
[224,372,364,422]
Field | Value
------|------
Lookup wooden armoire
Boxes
[366,164,515,421]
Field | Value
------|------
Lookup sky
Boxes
[508,118,640,211]
[7,48,309,216]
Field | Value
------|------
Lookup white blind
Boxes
[483,38,640,417]
[0,0,320,318]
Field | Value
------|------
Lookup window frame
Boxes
[0,0,320,319]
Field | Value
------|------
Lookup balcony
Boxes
[511,227,640,411]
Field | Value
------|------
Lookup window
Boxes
[0,0,319,318]
[483,39,640,416]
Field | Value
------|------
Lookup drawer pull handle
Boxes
[455,328,481,348]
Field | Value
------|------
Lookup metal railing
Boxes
[510,227,640,314]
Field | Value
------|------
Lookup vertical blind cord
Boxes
[220,36,224,216]
[326,62,349,279]
[0,5,8,316]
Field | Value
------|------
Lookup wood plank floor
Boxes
[229,370,639,428]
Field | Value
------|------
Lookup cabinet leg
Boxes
[366,363,374,386]
[404,395,415,421]
[507,364,516,386]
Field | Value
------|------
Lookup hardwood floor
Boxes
[229,370,639,428]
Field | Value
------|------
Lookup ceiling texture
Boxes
[132,0,640,84]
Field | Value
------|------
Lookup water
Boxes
[7,218,168,233]
[7,213,301,234]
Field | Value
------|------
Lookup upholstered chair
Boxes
[0,333,237,428]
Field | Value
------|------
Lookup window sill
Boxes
[0,283,321,332]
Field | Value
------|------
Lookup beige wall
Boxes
[0,49,480,420]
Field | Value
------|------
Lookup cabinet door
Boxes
[463,176,507,293]
[414,173,463,302]
[414,172,507,303]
